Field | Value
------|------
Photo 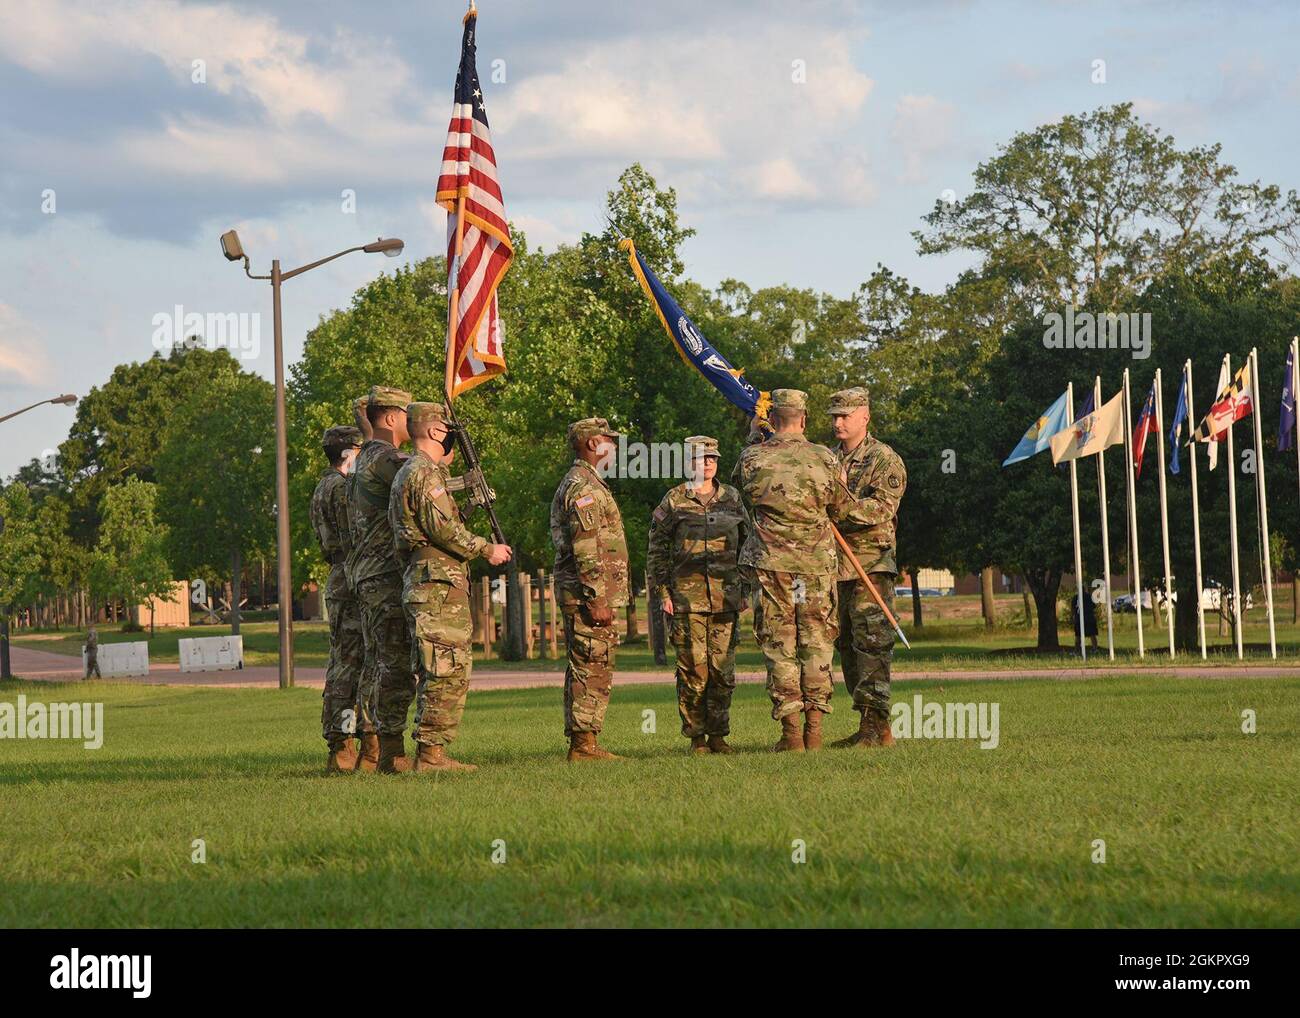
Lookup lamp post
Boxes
[221,231,404,689]
[0,393,77,425]
[0,393,76,680]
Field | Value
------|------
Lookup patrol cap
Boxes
[322,425,363,449]
[770,388,808,412]
[567,417,622,445]
[406,401,449,432]
[828,386,871,415]
[368,385,413,412]
[684,435,720,458]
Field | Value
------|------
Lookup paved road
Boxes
[9,643,1300,692]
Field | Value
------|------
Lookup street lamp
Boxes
[222,231,405,689]
[0,393,77,425]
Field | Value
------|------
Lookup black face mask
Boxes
[439,428,457,456]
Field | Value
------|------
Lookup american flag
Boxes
[436,8,513,400]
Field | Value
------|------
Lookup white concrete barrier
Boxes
[178,635,245,673]
[84,641,150,677]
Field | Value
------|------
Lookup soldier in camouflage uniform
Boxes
[647,436,749,754]
[310,424,365,772]
[346,385,416,773]
[391,402,512,773]
[735,389,849,752]
[828,387,907,748]
[551,417,630,762]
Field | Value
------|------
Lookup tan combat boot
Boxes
[772,713,805,753]
[803,710,824,751]
[689,735,710,755]
[413,743,478,773]
[326,738,359,774]
[870,711,896,747]
[707,735,734,754]
[357,732,381,772]
[377,734,413,773]
[567,732,623,762]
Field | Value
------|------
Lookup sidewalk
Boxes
[10,643,1300,691]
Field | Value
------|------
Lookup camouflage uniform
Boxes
[311,424,364,747]
[390,403,490,748]
[830,388,906,722]
[646,436,749,738]
[346,386,415,736]
[551,419,630,737]
[84,628,101,679]
[735,390,848,721]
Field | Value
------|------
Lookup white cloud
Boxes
[0,303,50,388]
[890,94,957,185]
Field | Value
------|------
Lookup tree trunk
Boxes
[1293,575,1298,625]
[1021,580,1034,629]
[230,546,242,636]
[1024,568,1062,651]
[908,567,923,627]
[501,558,526,660]
[980,567,996,628]
[1174,585,1199,652]
[0,612,10,679]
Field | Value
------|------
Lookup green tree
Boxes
[0,481,43,676]
[88,477,173,631]
[156,371,275,634]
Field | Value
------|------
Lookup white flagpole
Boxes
[1185,359,1207,659]
[1095,375,1114,659]
[1250,347,1277,659]
[1225,354,1244,660]
[1154,368,1175,658]
[1293,338,1299,524]
[1123,368,1145,657]
[1067,382,1087,661]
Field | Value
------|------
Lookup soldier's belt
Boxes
[409,546,442,561]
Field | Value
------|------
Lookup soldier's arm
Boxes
[311,492,341,561]
[422,482,491,560]
[833,454,906,527]
[645,494,674,604]
[568,485,609,610]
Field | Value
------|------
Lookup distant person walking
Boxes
[84,625,101,679]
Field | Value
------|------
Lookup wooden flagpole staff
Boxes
[832,524,911,650]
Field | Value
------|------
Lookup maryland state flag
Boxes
[1194,358,1253,458]
[619,237,770,425]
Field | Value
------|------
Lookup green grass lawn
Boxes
[15,594,1300,673]
[1,674,1296,927]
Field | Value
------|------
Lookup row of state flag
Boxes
[1004,343,1300,661]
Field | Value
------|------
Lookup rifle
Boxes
[442,394,508,545]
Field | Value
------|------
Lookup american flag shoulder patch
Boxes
[575,494,596,508]
[431,486,446,499]
[652,506,668,523]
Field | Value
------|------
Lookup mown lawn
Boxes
[1,675,1296,927]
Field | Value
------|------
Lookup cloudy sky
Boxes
[2,0,1298,476]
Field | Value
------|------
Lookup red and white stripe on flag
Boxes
[436,12,513,400]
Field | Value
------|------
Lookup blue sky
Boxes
[2,0,1298,476]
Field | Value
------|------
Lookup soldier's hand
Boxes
[660,600,674,616]
[485,543,513,566]
[586,602,614,627]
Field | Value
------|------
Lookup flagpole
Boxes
[1154,368,1175,658]
[1250,347,1277,659]
[1293,338,1300,525]
[1185,360,1207,659]
[1067,383,1087,661]
[1095,375,1114,659]
[1123,368,1145,657]
[1225,354,1244,660]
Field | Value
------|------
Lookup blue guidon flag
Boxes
[620,237,770,426]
